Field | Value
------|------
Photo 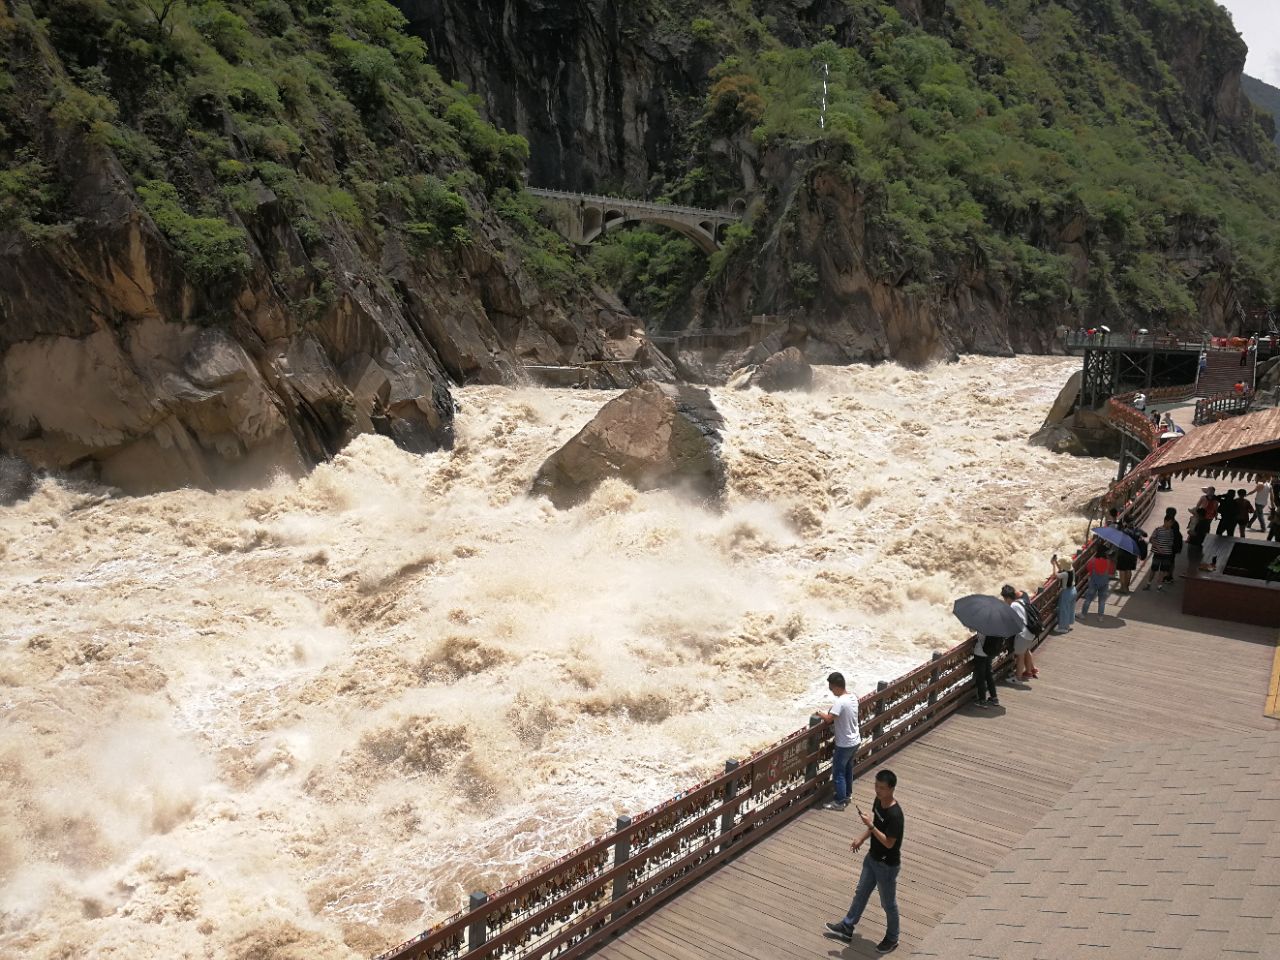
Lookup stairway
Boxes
[1197,348,1255,396]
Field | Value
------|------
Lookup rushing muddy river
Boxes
[0,357,1111,959]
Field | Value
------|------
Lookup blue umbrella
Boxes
[952,595,1024,637]
[1093,526,1139,555]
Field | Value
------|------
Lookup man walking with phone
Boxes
[824,769,904,954]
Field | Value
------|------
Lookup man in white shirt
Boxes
[816,672,861,811]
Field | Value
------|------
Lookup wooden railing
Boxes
[373,406,1167,960]
[1194,390,1254,425]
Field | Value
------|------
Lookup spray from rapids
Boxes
[0,357,1109,958]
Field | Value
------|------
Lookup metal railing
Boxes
[373,398,1168,960]
[1064,331,1209,352]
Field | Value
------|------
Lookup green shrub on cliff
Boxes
[0,0,563,300]
[662,0,1280,320]
[137,180,250,282]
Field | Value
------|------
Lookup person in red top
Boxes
[1080,545,1116,619]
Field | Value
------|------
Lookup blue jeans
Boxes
[832,745,856,804]
[1082,574,1109,616]
[844,856,900,941]
[1056,585,1076,630]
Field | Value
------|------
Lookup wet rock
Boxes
[0,453,36,505]
[1037,370,1083,430]
[531,382,725,508]
[732,347,813,392]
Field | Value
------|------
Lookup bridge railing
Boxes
[373,395,1169,960]
[1194,390,1254,425]
[1064,331,1208,352]
[526,187,738,221]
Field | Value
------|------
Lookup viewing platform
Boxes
[591,474,1280,960]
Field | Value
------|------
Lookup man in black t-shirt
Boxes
[824,769,904,954]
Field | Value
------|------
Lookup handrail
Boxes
[373,390,1171,960]
[1064,331,1211,351]
[526,187,738,221]
[1193,390,1254,426]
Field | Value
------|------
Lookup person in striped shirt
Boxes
[1144,516,1178,590]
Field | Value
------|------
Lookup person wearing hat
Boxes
[1194,486,1219,525]
[1052,555,1076,633]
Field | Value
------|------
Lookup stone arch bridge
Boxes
[527,188,743,254]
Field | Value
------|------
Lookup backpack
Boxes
[1172,527,1184,555]
[1125,528,1148,560]
[1019,597,1044,636]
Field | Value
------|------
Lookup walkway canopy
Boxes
[1150,407,1280,481]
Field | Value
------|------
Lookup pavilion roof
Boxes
[1150,407,1280,480]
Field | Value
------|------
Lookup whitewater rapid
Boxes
[0,357,1111,959]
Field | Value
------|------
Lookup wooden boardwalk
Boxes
[591,480,1280,960]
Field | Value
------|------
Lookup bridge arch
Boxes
[527,187,741,254]
[584,214,720,255]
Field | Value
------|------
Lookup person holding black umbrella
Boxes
[951,594,1021,709]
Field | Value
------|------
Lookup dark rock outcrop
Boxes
[0,453,35,506]
[531,382,725,508]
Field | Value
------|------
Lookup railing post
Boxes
[927,651,943,708]
[467,891,488,951]
[873,681,888,740]
[720,759,740,841]
[805,714,822,781]
[612,815,632,903]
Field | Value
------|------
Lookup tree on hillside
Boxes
[139,0,182,39]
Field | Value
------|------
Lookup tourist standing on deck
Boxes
[1251,478,1270,532]
[816,672,861,811]
[1232,489,1253,538]
[1198,350,1208,382]
[972,629,1001,709]
[1115,524,1145,593]
[1004,585,1039,681]
[1215,490,1237,537]
[1145,516,1177,590]
[1186,507,1211,571]
[1053,556,1076,633]
[1196,486,1220,524]
[825,769,904,954]
[1080,546,1115,618]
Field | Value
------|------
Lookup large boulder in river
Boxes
[734,347,814,392]
[1029,371,1121,458]
[531,382,726,508]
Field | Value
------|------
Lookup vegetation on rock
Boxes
[589,0,1280,329]
[0,0,584,294]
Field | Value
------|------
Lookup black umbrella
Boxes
[952,594,1023,637]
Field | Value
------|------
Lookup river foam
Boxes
[0,357,1109,958]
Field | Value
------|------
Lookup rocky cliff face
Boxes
[398,0,717,194]
[399,0,1275,365]
[0,2,667,494]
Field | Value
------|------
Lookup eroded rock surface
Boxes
[732,347,813,392]
[531,382,725,508]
